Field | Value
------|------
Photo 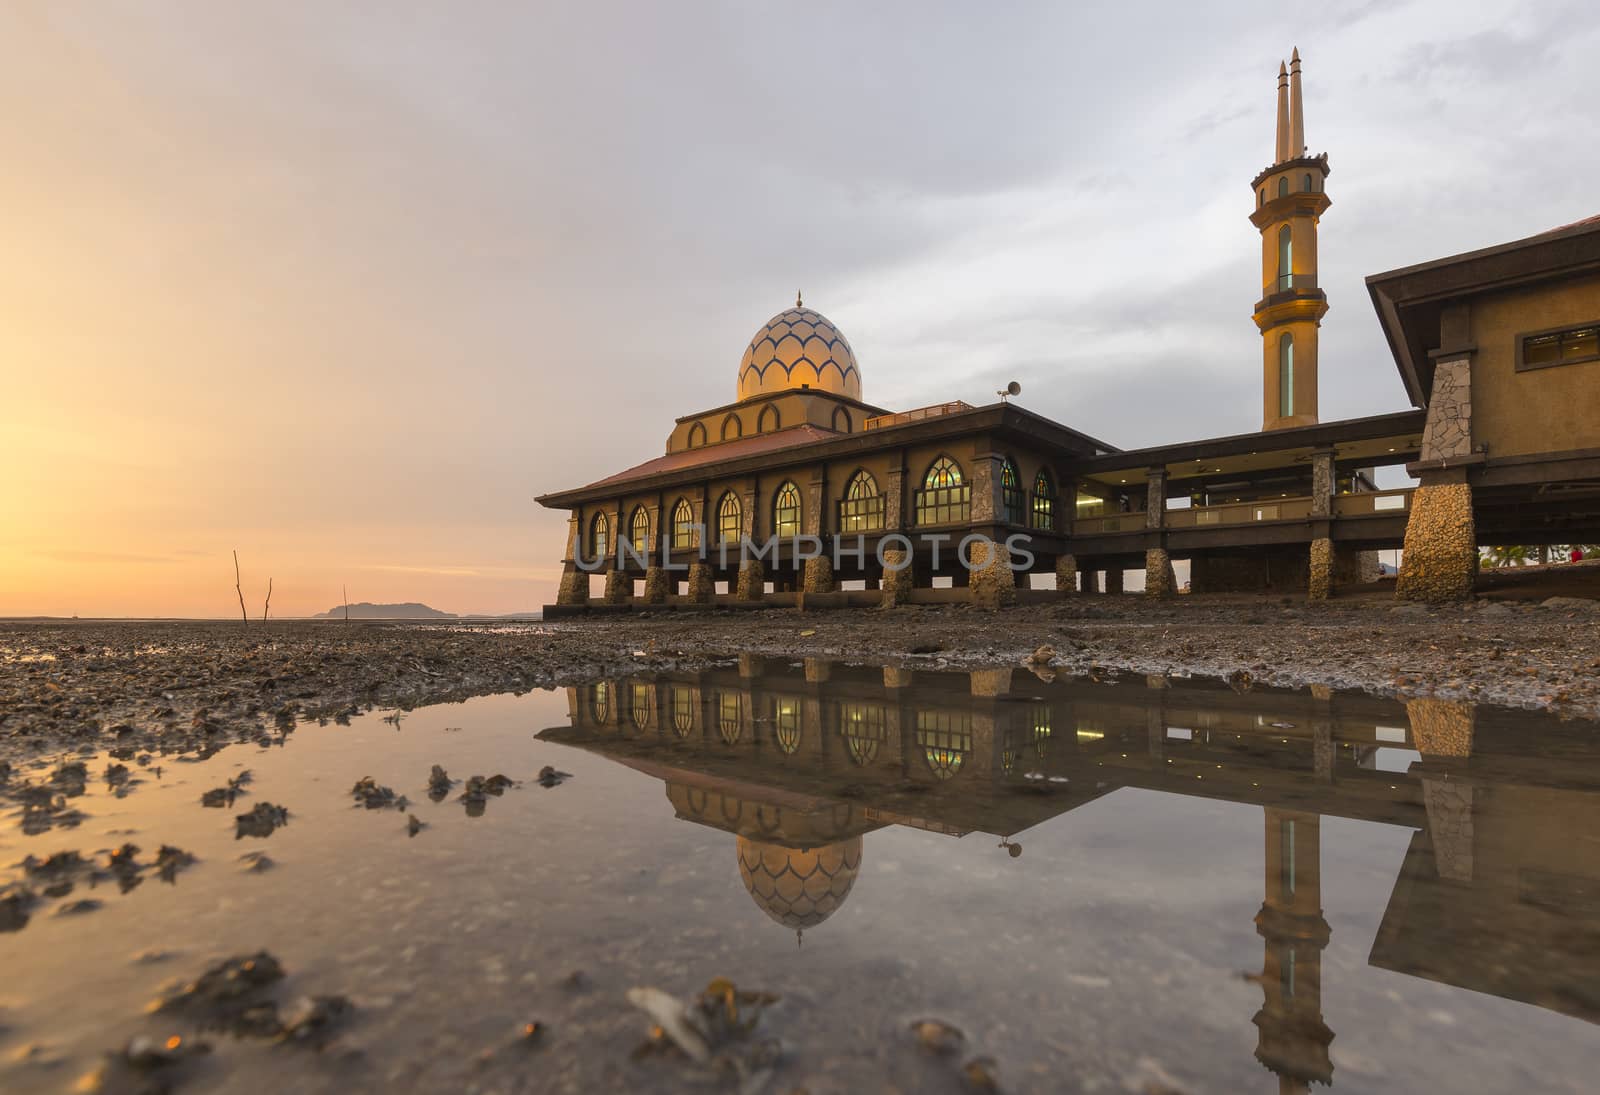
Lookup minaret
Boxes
[1251,808,1334,1092]
[1251,48,1331,431]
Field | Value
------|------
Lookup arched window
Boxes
[717,692,742,744]
[687,422,706,448]
[671,686,695,737]
[916,710,972,780]
[831,406,851,432]
[590,681,610,724]
[772,698,801,754]
[629,506,650,552]
[1031,469,1056,530]
[1033,705,1052,759]
[590,511,609,559]
[840,702,886,766]
[628,682,651,730]
[721,414,743,442]
[1277,225,1292,291]
[772,481,802,539]
[915,456,970,526]
[838,469,885,531]
[1000,457,1026,524]
[671,498,696,550]
[1278,333,1295,418]
[1258,187,1265,208]
[717,492,742,543]
[757,404,779,433]
[1276,175,1288,199]
[1302,172,1312,193]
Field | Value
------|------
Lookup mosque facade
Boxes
[537,51,1600,611]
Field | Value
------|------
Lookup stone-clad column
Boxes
[1398,355,1477,602]
[1145,549,1176,598]
[736,482,764,601]
[885,454,907,531]
[1055,554,1078,595]
[1308,537,1333,602]
[879,548,912,608]
[1145,469,1167,530]
[803,468,835,594]
[555,513,589,605]
[971,452,1002,524]
[968,538,1017,609]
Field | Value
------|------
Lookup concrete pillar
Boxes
[1308,537,1333,601]
[556,562,589,606]
[1055,553,1078,595]
[641,565,670,604]
[1105,568,1124,595]
[1396,479,1476,603]
[686,563,714,604]
[1145,547,1176,598]
[879,548,912,609]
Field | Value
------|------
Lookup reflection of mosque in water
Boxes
[540,659,1600,1091]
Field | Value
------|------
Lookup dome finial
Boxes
[796,289,803,308]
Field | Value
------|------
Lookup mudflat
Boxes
[4,593,1598,768]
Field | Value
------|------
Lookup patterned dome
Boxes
[736,301,861,402]
[737,835,862,931]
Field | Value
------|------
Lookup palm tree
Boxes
[1482,545,1529,568]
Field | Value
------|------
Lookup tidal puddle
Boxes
[1,660,1597,1093]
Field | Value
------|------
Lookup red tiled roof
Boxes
[576,425,837,491]
[1538,212,1600,236]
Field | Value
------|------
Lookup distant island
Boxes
[314,602,456,619]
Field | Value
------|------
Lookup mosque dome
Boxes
[736,835,862,931]
[736,297,861,402]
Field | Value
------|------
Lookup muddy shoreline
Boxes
[3,595,1599,766]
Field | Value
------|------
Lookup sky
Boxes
[2,1,1597,618]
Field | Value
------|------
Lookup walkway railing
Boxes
[1333,489,1412,516]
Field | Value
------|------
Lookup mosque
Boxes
[538,51,1600,611]
[540,658,1600,1092]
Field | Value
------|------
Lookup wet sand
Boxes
[4,591,1599,768]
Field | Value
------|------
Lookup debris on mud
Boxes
[350,776,408,811]
[201,772,251,809]
[426,764,453,800]
[625,978,782,1084]
[406,813,424,837]
[911,1018,966,1056]
[77,1033,213,1095]
[151,952,354,1048]
[536,765,572,788]
[237,852,274,873]
[459,774,515,815]
[234,802,289,840]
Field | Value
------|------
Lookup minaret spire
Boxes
[1274,61,1290,163]
[1289,48,1305,158]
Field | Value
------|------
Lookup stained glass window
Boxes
[1031,470,1055,530]
[773,482,802,539]
[915,457,970,526]
[718,493,742,544]
[838,470,884,532]
[916,710,972,780]
[672,499,696,549]
[839,701,886,766]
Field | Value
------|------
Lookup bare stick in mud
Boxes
[343,585,349,623]
[234,551,248,626]
[263,578,273,622]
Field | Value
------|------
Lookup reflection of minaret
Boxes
[1253,808,1334,1092]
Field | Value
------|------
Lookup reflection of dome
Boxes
[737,835,862,930]
[736,302,861,402]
